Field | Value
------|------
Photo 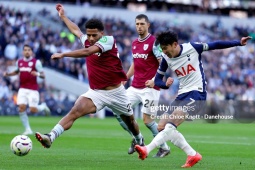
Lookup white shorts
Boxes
[126,86,160,115]
[81,85,133,116]
[17,88,40,107]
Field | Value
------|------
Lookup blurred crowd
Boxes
[0,4,255,117]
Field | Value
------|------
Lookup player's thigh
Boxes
[126,87,141,107]
[17,88,29,106]
[108,86,133,116]
[141,88,160,116]
[69,96,97,117]
[81,89,106,114]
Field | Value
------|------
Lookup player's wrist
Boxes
[37,72,41,77]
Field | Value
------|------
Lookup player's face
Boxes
[135,18,149,37]
[86,29,103,45]
[23,46,33,58]
[161,43,177,58]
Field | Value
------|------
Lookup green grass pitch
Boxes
[0,116,254,170]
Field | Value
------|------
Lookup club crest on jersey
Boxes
[28,62,33,67]
[133,46,136,49]
[143,44,149,50]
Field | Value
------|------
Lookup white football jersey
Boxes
[162,42,206,95]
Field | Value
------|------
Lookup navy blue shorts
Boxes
[170,91,207,115]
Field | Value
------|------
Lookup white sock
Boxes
[49,124,64,142]
[164,124,196,156]
[134,133,143,145]
[145,121,158,137]
[146,121,170,151]
[37,103,46,112]
[19,111,32,131]
[146,126,171,153]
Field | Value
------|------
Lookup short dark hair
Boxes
[85,19,104,31]
[135,14,149,23]
[23,44,33,51]
[156,30,178,46]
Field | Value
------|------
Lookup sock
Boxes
[134,133,143,145]
[49,124,64,142]
[116,116,133,137]
[19,111,32,131]
[163,124,196,156]
[37,103,46,112]
[146,121,170,151]
[145,121,158,137]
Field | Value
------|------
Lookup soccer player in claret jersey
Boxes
[4,45,51,135]
[134,30,251,168]
[115,14,170,158]
[35,4,144,149]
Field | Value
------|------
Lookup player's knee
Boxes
[157,125,165,132]
[142,113,153,124]
[18,105,26,112]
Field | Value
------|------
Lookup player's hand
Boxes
[3,72,8,77]
[51,53,64,60]
[122,81,127,85]
[30,71,38,77]
[240,36,252,46]
[166,77,174,87]
[145,79,154,88]
[56,3,65,17]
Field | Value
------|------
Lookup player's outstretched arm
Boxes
[3,70,19,77]
[51,45,101,59]
[56,3,83,38]
[206,36,252,51]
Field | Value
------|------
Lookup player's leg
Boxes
[28,90,51,116]
[35,96,96,148]
[115,87,140,137]
[141,89,170,157]
[135,110,187,160]
[17,88,32,135]
[109,85,144,146]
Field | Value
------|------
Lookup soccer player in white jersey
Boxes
[4,45,51,135]
[115,14,170,157]
[35,4,144,149]
[134,30,251,168]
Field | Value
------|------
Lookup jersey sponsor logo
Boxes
[133,46,136,49]
[175,64,196,77]
[133,53,148,60]
[99,36,107,43]
[143,44,149,50]
[19,67,32,72]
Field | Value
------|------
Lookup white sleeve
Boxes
[79,34,88,47]
[95,36,114,53]
[15,60,19,72]
[35,60,43,72]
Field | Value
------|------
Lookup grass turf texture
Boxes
[0,116,254,170]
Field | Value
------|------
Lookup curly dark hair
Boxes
[156,30,178,46]
[85,19,104,31]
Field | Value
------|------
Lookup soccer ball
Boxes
[10,135,32,156]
